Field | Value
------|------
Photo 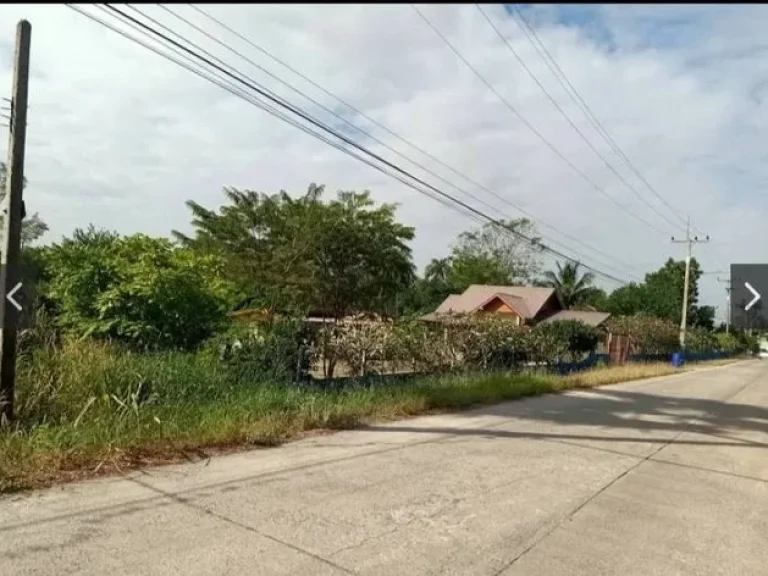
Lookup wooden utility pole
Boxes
[0,20,31,423]
[671,216,709,351]
[717,277,732,334]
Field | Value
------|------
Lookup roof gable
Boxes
[473,293,530,318]
[457,285,556,319]
[432,285,563,320]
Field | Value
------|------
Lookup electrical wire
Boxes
[474,4,686,234]
[67,3,631,285]
[410,4,670,238]
[153,3,643,279]
[87,5,482,224]
[509,5,697,235]
[103,3,637,284]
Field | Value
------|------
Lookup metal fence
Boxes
[311,350,737,389]
[548,350,735,376]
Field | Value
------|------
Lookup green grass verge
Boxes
[0,340,734,494]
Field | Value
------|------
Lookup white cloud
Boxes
[1,3,766,319]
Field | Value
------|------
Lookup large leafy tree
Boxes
[540,261,598,309]
[398,258,454,316]
[174,184,415,319]
[38,226,238,350]
[397,219,544,316]
[449,253,512,293]
[424,257,452,286]
[0,161,49,246]
[641,257,704,325]
[605,282,646,316]
[451,218,543,285]
[579,286,609,311]
[604,257,713,328]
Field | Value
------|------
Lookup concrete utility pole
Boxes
[0,20,31,424]
[717,277,731,334]
[671,216,709,351]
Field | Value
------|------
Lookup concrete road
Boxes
[2,361,768,576]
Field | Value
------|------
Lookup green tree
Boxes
[689,304,716,330]
[448,253,511,293]
[451,218,543,284]
[39,226,238,350]
[605,282,646,316]
[0,161,49,246]
[642,257,704,326]
[579,286,609,311]
[175,184,415,319]
[603,257,712,328]
[533,319,600,361]
[540,261,597,309]
[398,258,455,316]
[311,190,415,318]
[398,251,519,316]
[424,257,452,286]
[396,219,545,316]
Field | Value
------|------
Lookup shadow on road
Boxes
[4,366,767,534]
[360,377,768,449]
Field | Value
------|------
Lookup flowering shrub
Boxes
[530,320,600,362]
[714,332,739,354]
[310,312,724,380]
[319,314,600,375]
[459,314,527,370]
[608,315,679,355]
[317,315,396,377]
[686,327,718,353]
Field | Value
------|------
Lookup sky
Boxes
[1,3,767,320]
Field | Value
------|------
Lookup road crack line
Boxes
[491,367,766,575]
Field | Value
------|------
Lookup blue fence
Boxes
[549,350,735,375]
[311,350,736,389]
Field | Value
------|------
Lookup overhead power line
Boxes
[474,4,685,234]
[137,4,638,278]
[508,5,695,235]
[410,5,669,238]
[82,6,485,225]
[159,4,643,279]
[119,5,541,253]
[68,4,631,285]
[502,8,725,273]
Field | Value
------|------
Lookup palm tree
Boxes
[425,257,453,285]
[541,261,596,309]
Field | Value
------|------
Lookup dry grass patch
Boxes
[0,349,735,494]
[564,362,679,389]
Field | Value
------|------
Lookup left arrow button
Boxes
[6,282,22,311]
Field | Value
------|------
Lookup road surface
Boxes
[2,360,768,575]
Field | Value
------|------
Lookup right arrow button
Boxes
[745,282,761,311]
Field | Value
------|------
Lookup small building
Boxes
[422,284,611,328]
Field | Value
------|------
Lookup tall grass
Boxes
[0,339,713,493]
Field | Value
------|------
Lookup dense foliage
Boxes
[35,227,238,350]
[311,314,603,378]
[7,176,740,381]
[400,218,545,314]
[540,261,601,310]
[603,258,715,329]
[174,184,415,319]
[606,314,745,356]
[208,319,314,383]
